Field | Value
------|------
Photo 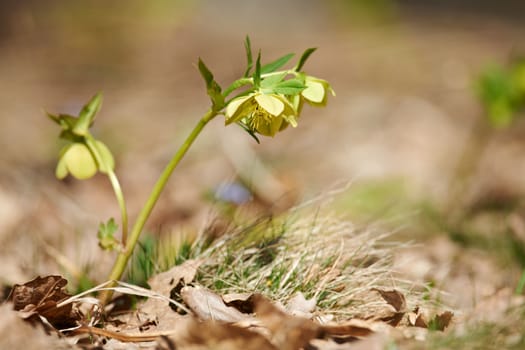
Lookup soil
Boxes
[1,1,525,347]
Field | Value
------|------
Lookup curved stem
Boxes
[222,78,251,98]
[99,108,218,305]
[85,136,129,245]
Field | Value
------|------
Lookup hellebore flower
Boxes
[56,140,114,180]
[49,93,115,180]
[225,92,298,137]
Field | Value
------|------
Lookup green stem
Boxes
[85,136,129,245]
[517,269,525,295]
[222,78,251,98]
[99,108,217,305]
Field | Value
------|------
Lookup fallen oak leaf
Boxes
[223,292,256,314]
[371,288,407,326]
[377,311,405,327]
[7,275,80,330]
[407,307,453,331]
[177,318,278,350]
[253,294,383,348]
[147,259,202,296]
[140,259,202,316]
[253,294,321,350]
[309,332,390,350]
[372,288,406,312]
[428,311,453,331]
[181,285,252,323]
[286,292,316,318]
[319,319,376,339]
[408,306,428,328]
[0,303,68,349]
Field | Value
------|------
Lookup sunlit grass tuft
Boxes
[125,199,432,320]
[195,206,423,319]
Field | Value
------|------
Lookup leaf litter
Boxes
[2,208,454,349]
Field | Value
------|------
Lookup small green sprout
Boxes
[46,36,334,306]
[477,58,525,128]
[97,218,119,251]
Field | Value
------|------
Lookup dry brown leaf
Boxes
[319,319,376,339]
[147,259,202,296]
[414,314,427,328]
[0,303,71,350]
[181,285,252,323]
[428,311,453,331]
[408,310,428,328]
[407,308,452,331]
[222,292,256,314]
[372,288,406,312]
[286,292,316,318]
[309,332,390,350]
[253,294,321,350]
[7,275,80,329]
[175,318,277,350]
[378,311,405,327]
[140,259,202,318]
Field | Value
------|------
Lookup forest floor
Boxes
[1,1,525,349]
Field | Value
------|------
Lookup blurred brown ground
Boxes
[1,0,525,312]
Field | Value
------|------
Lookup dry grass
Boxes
[194,205,428,320]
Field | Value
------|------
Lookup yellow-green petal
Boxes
[225,95,252,123]
[94,140,115,174]
[255,94,284,116]
[269,116,283,136]
[283,114,298,128]
[302,80,326,104]
[63,143,97,180]
[55,145,71,179]
[254,116,283,136]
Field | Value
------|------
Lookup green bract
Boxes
[225,92,297,137]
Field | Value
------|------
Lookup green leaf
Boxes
[198,58,225,110]
[295,48,317,71]
[261,53,294,74]
[253,51,262,88]
[260,72,287,89]
[47,112,78,132]
[73,92,102,136]
[243,35,253,77]
[97,218,119,251]
[272,79,306,95]
[198,57,214,87]
[487,99,515,128]
[477,66,518,128]
[58,129,80,143]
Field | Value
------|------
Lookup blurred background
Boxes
[1,0,525,312]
